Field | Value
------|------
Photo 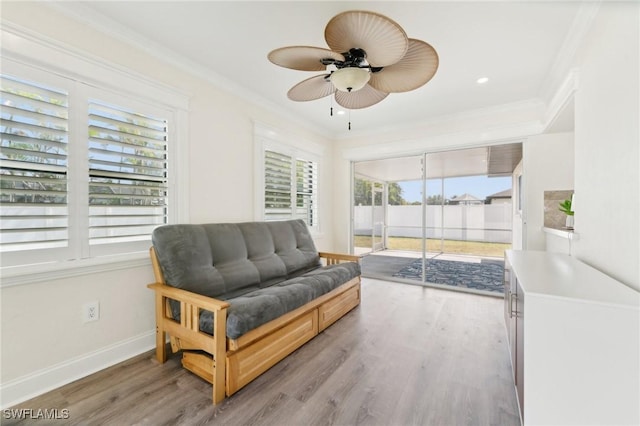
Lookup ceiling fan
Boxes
[268,10,439,112]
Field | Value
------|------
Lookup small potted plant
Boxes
[559,198,574,229]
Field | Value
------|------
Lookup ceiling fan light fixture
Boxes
[330,67,370,92]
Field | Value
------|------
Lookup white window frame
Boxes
[0,26,189,285]
[254,123,322,234]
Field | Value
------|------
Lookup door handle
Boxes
[510,292,518,318]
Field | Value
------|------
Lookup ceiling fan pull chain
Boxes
[330,96,333,116]
[348,109,351,130]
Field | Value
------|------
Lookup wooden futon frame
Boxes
[148,248,361,404]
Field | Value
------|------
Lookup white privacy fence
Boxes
[354,204,512,243]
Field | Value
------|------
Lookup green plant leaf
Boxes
[558,199,574,215]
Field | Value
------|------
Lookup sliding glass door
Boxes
[351,144,521,295]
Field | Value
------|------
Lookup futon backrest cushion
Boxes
[152,220,320,299]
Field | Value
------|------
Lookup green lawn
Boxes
[354,236,510,258]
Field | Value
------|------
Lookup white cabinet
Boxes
[505,250,639,425]
[504,257,524,421]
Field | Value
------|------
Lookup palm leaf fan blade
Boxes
[324,10,408,67]
[287,74,336,101]
[369,39,439,93]
[268,46,345,71]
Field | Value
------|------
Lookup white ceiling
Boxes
[59,1,583,138]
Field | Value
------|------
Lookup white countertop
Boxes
[506,250,639,309]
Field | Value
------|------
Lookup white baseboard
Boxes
[0,330,156,409]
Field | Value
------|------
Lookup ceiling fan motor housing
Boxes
[321,48,369,69]
[343,48,367,66]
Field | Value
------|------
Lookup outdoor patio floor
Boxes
[358,249,506,297]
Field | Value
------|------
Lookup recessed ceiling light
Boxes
[477,77,489,84]
[337,110,346,115]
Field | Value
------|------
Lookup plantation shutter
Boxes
[0,75,69,252]
[295,158,318,226]
[88,101,168,246]
[263,148,318,227]
[264,150,292,220]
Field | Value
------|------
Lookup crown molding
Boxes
[539,0,601,104]
[45,2,329,139]
[335,98,544,143]
[341,119,542,162]
[33,1,590,146]
[0,21,190,110]
[541,67,580,132]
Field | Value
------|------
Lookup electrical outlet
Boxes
[83,301,100,323]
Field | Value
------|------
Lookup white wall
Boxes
[572,3,639,291]
[1,266,156,394]
[0,3,334,407]
[523,132,575,250]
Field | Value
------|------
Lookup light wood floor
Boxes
[8,279,520,426]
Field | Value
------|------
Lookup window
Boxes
[295,157,318,226]
[256,124,321,231]
[88,101,168,247]
[264,150,318,227]
[0,57,183,270]
[1,75,70,254]
[264,150,293,221]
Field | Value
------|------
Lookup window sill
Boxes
[542,226,580,240]
[0,251,151,288]
[2,230,327,288]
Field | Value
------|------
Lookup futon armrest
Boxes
[318,252,362,264]
[147,283,230,311]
